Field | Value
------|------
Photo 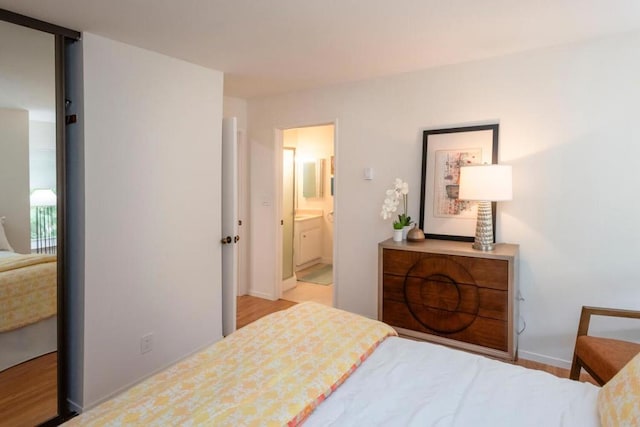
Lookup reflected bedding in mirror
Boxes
[0,251,57,371]
[0,218,14,251]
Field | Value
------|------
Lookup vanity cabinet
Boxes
[298,227,322,265]
[294,215,323,267]
[379,238,519,360]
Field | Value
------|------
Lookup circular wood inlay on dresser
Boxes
[403,256,480,334]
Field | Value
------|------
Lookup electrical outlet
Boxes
[140,333,153,354]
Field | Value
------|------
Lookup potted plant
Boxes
[381,178,411,241]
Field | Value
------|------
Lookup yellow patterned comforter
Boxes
[0,253,57,332]
[67,302,397,426]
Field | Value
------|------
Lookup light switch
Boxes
[364,167,374,180]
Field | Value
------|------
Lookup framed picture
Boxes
[419,124,498,241]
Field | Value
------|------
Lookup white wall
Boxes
[0,108,30,254]
[223,96,247,130]
[74,33,224,409]
[248,30,640,367]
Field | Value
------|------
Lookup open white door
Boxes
[221,117,238,336]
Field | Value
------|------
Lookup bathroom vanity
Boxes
[294,212,323,269]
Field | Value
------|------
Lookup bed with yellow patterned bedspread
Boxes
[66,302,397,426]
[0,253,56,333]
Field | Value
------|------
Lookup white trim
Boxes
[518,350,572,369]
[295,258,323,272]
[331,119,339,308]
[237,128,249,297]
[282,275,297,292]
[248,289,277,301]
[274,128,284,300]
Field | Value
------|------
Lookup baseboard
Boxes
[295,258,322,272]
[248,289,276,300]
[320,257,332,265]
[67,398,83,414]
[282,276,297,292]
[518,350,571,369]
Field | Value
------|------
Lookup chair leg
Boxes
[569,353,581,380]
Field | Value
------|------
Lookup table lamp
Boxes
[458,164,512,251]
[30,188,57,207]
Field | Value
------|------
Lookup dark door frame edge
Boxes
[0,8,80,40]
[55,33,70,422]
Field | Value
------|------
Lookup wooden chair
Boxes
[570,306,640,385]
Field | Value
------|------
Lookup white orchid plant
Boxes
[381,178,411,230]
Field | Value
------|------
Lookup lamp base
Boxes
[472,200,494,251]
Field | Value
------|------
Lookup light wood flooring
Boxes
[0,352,57,427]
[237,295,297,329]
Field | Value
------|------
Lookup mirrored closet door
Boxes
[0,10,79,426]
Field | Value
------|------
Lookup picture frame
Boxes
[419,124,499,241]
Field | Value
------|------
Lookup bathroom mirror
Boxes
[302,159,325,198]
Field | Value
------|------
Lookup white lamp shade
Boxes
[458,165,512,201]
[30,189,57,207]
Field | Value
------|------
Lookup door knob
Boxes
[221,236,232,244]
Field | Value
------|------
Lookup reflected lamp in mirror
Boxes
[458,165,512,251]
[30,188,57,206]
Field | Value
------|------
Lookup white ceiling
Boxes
[2,0,640,99]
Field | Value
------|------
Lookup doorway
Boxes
[280,124,335,307]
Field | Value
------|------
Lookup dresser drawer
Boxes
[378,239,519,360]
[382,249,509,290]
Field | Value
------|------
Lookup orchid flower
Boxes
[381,178,411,227]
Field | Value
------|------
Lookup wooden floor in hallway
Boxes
[236,295,297,329]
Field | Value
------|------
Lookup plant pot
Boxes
[393,228,403,242]
[402,225,411,240]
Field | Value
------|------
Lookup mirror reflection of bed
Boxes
[0,244,57,372]
[0,18,58,425]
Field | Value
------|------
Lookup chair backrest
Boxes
[570,306,640,385]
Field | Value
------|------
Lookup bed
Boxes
[67,302,637,426]
[0,250,57,371]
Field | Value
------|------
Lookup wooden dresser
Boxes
[379,238,519,360]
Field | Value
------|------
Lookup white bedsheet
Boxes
[0,316,57,371]
[0,250,57,370]
[306,337,600,427]
[0,251,18,259]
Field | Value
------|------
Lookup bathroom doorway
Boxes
[280,124,334,307]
